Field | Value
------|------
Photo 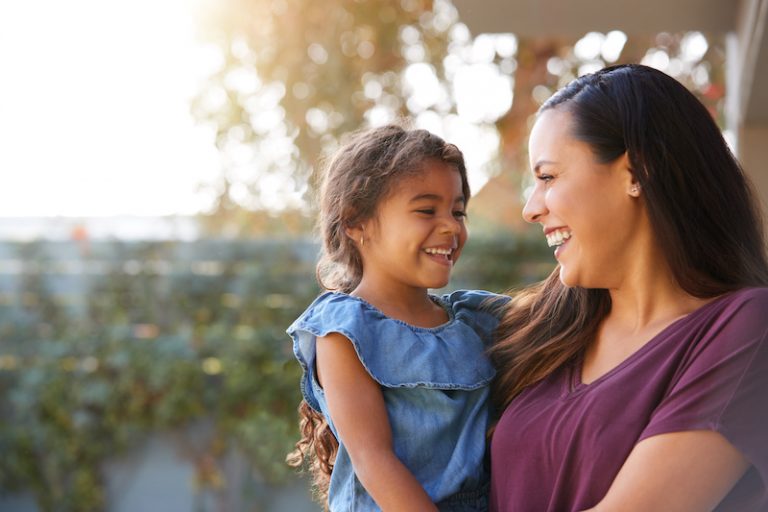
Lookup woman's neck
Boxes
[606,254,707,332]
[579,246,714,385]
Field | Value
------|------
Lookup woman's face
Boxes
[523,108,645,288]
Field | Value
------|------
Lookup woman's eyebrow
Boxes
[533,160,557,173]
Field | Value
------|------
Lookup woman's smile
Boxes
[524,109,642,288]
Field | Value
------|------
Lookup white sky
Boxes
[0,1,521,218]
[0,0,221,217]
[0,1,634,219]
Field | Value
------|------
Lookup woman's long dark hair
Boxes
[492,64,768,411]
[287,123,469,506]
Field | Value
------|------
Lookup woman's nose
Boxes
[522,186,546,224]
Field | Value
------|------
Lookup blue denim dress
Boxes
[288,290,504,511]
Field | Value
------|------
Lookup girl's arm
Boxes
[316,332,438,512]
[583,430,749,512]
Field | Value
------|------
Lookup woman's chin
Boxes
[558,267,569,285]
[558,267,579,288]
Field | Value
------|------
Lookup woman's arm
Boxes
[584,430,749,512]
[316,332,438,512]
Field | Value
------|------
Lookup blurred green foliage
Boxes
[0,235,552,511]
[0,240,317,510]
[193,0,504,234]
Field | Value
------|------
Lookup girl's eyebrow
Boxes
[409,193,466,204]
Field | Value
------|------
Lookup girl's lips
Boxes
[424,251,454,266]
[423,245,457,264]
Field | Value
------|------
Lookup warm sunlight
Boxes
[0,0,221,216]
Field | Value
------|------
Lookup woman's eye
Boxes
[537,174,554,183]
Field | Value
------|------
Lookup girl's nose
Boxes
[440,215,462,235]
[522,186,546,224]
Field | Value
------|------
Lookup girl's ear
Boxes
[345,224,364,246]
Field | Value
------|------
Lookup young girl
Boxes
[286,124,503,511]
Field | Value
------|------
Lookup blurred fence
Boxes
[0,236,552,511]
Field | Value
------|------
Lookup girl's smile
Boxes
[423,245,457,266]
[353,160,467,293]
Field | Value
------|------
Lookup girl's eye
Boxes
[416,209,435,215]
[453,210,467,219]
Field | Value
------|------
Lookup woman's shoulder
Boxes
[725,286,768,304]
[699,286,768,326]
[677,286,768,358]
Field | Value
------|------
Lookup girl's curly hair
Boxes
[286,123,469,507]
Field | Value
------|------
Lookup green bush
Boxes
[0,236,553,511]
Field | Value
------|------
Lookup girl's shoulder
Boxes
[288,291,369,332]
[286,292,426,355]
[287,290,497,390]
[289,290,508,338]
[438,289,510,316]
[437,289,510,340]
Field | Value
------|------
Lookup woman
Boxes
[490,64,768,511]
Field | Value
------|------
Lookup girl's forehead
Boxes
[386,163,464,199]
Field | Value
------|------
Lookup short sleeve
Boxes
[287,291,497,411]
[639,288,768,485]
[442,289,510,347]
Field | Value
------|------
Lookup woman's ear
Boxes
[616,152,641,197]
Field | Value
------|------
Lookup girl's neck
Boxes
[351,281,448,328]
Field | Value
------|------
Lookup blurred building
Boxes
[455,0,768,223]
[0,216,200,241]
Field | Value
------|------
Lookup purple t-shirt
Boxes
[490,287,768,512]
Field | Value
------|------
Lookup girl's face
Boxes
[523,108,644,288]
[356,160,468,292]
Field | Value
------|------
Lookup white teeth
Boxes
[546,230,572,247]
[425,247,452,256]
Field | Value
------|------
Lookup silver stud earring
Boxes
[631,184,641,195]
